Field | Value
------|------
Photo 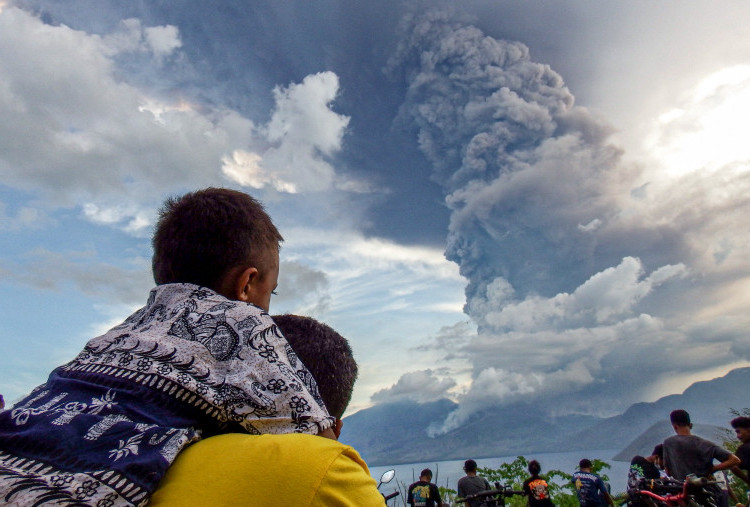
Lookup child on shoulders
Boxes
[0,188,334,506]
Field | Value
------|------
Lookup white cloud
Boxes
[100,18,181,59]
[645,65,750,179]
[143,24,182,57]
[0,201,53,231]
[371,369,457,404]
[472,257,687,332]
[5,249,153,304]
[222,150,298,193]
[222,72,351,193]
[0,7,357,234]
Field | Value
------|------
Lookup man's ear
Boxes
[334,419,343,439]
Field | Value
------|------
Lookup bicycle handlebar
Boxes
[383,491,400,501]
[456,488,525,502]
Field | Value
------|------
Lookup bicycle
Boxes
[627,475,722,507]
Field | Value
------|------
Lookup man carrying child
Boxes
[0,188,334,506]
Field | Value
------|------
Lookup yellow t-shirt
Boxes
[148,433,384,506]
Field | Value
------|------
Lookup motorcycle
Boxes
[627,475,722,507]
[378,469,400,504]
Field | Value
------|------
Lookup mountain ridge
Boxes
[341,367,750,466]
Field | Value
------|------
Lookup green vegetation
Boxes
[470,456,614,507]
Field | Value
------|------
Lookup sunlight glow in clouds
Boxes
[648,65,750,178]
[222,71,350,193]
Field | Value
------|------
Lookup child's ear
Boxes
[217,266,258,301]
[235,266,259,302]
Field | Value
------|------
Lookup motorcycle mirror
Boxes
[380,469,396,484]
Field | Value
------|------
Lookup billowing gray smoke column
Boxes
[387,11,697,432]
[390,10,628,309]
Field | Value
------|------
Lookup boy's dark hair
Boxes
[652,444,664,458]
[420,468,433,479]
[670,409,691,426]
[579,458,592,469]
[272,314,357,419]
[528,460,541,475]
[152,188,283,290]
[463,459,477,472]
[731,416,750,429]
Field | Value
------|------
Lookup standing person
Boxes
[0,188,334,506]
[0,394,4,410]
[523,459,554,506]
[407,468,443,507]
[572,459,614,507]
[730,416,750,486]
[662,409,740,481]
[150,315,385,506]
[457,459,492,507]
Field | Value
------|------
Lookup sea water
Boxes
[370,448,630,498]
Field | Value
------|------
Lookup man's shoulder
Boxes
[573,471,600,480]
[151,433,379,506]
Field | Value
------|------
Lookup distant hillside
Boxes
[565,367,750,452]
[612,420,728,461]
[341,367,750,466]
[340,398,600,465]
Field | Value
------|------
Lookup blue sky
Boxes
[2,0,750,430]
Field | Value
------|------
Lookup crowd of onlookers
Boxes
[405,409,750,507]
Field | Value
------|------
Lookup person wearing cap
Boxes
[457,459,491,507]
[407,468,442,507]
[572,458,614,507]
[662,409,740,481]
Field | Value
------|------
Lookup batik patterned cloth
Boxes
[0,283,333,506]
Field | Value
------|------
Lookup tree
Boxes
[474,456,614,506]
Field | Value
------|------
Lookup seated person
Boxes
[627,445,664,506]
[149,314,384,506]
[0,189,333,506]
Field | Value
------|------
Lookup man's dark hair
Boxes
[152,188,283,290]
[528,460,541,475]
[272,314,357,419]
[464,459,477,472]
[731,416,750,429]
[670,409,691,426]
[579,458,592,469]
[420,468,433,479]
